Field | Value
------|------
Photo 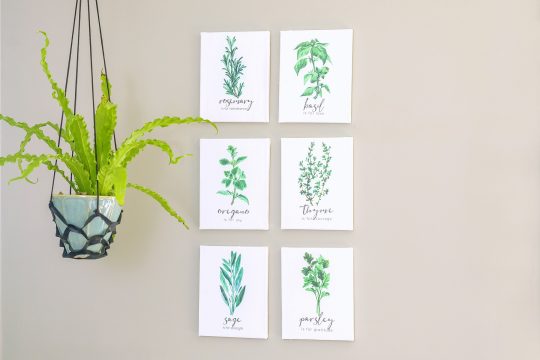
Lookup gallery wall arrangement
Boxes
[197,29,355,341]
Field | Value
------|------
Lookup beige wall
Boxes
[2,0,540,359]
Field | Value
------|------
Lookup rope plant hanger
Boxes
[49,0,121,259]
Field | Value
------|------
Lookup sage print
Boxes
[298,142,332,206]
[302,252,330,316]
[217,145,249,205]
[222,36,246,98]
[220,251,247,315]
[294,39,331,99]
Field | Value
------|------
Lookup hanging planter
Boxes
[51,195,122,259]
[0,0,216,259]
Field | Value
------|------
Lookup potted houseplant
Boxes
[0,32,216,259]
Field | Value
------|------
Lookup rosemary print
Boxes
[302,252,330,316]
[294,39,331,99]
[298,142,332,206]
[220,251,247,315]
[222,36,246,98]
[217,145,249,205]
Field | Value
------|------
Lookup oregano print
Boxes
[222,36,246,98]
[217,145,249,205]
[302,252,330,316]
[220,251,247,315]
[294,39,331,99]
[298,142,332,206]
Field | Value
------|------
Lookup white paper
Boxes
[200,31,270,123]
[199,246,269,339]
[279,29,353,123]
[281,137,354,230]
[200,138,270,230]
[281,247,354,341]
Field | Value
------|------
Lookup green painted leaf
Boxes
[235,268,243,290]
[294,41,310,50]
[235,286,246,307]
[217,190,233,196]
[302,87,315,97]
[234,180,247,190]
[235,156,247,164]
[294,58,308,75]
[220,267,232,286]
[236,194,249,205]
[297,46,310,59]
[221,261,231,273]
[304,72,314,85]
[235,254,241,272]
[312,45,329,64]
[220,285,229,306]
[219,158,230,165]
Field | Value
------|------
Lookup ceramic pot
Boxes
[50,194,123,259]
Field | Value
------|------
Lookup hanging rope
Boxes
[69,0,82,194]
[86,0,100,207]
[49,0,79,200]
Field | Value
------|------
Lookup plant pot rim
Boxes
[52,194,117,200]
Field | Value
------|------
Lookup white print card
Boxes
[199,246,269,339]
[279,29,353,123]
[200,31,270,123]
[281,248,354,341]
[200,138,270,230]
[281,138,353,230]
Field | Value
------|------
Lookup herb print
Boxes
[217,145,249,205]
[302,252,330,316]
[222,36,246,98]
[294,39,331,99]
[220,251,247,315]
[298,142,332,206]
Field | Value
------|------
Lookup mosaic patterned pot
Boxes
[50,195,123,259]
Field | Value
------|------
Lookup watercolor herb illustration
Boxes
[222,36,246,98]
[217,145,249,205]
[294,39,331,99]
[220,251,247,315]
[298,142,332,206]
[302,252,330,316]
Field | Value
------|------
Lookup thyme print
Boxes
[294,39,331,99]
[220,251,247,316]
[217,145,249,205]
[302,252,330,316]
[298,142,332,206]
[222,36,246,98]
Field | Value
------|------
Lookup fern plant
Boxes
[0,32,216,229]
